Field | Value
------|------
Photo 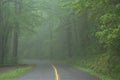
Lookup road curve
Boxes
[13,62,100,80]
[55,63,100,80]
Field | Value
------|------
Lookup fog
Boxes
[0,0,120,79]
[18,0,71,60]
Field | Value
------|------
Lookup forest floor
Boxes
[0,66,16,73]
[0,64,30,73]
[0,64,32,80]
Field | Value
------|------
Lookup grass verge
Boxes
[65,58,113,80]
[74,65,112,80]
[0,66,32,80]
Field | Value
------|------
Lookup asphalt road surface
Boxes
[13,62,100,80]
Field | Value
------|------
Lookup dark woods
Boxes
[0,0,22,65]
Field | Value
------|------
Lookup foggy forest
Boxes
[0,0,120,80]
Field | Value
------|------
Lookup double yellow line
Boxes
[52,65,60,80]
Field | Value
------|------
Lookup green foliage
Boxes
[62,0,120,80]
[67,52,120,80]
[0,66,32,80]
[1,0,119,79]
[0,0,45,65]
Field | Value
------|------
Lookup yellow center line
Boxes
[52,64,60,80]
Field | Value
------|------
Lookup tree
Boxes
[0,0,43,65]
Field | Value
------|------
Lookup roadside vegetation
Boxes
[0,66,32,80]
[66,56,113,80]
[0,0,119,80]
[61,0,120,80]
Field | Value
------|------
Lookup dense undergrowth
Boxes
[68,53,120,80]
[64,0,120,79]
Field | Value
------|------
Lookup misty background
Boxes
[0,0,120,79]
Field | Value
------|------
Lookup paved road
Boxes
[13,62,100,80]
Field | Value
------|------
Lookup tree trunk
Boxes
[67,26,72,58]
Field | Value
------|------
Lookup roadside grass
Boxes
[64,54,114,80]
[74,65,112,80]
[0,66,32,80]
[67,62,112,80]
